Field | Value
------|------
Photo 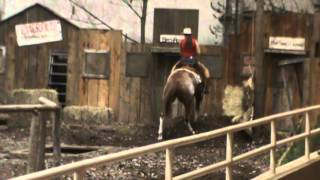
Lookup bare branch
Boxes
[68,0,138,43]
[121,0,142,19]
[69,0,114,29]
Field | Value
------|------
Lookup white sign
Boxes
[269,37,305,51]
[160,34,183,43]
[15,20,63,46]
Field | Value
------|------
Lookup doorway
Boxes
[48,52,68,107]
[153,53,182,124]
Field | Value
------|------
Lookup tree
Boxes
[122,0,148,44]
[210,0,241,45]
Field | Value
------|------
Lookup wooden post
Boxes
[270,120,276,174]
[27,111,46,173]
[254,0,265,118]
[73,170,85,180]
[305,112,310,159]
[52,109,61,167]
[165,148,174,180]
[226,132,233,180]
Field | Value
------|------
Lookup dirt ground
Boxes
[0,116,270,180]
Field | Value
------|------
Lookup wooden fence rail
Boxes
[10,105,320,180]
[0,97,60,173]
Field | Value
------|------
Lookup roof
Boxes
[243,0,315,14]
[0,3,107,29]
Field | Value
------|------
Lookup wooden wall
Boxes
[67,30,122,119]
[238,12,313,116]
[119,43,229,125]
[0,5,78,94]
[0,5,123,122]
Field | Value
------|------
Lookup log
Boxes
[27,111,46,173]
[0,104,58,112]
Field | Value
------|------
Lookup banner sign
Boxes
[160,34,183,43]
[269,37,305,51]
[15,20,63,46]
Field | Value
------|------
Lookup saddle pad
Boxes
[168,68,202,84]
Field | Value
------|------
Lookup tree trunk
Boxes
[140,0,148,45]
[254,0,265,118]
[224,0,232,45]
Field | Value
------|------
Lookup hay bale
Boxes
[0,90,12,104]
[12,89,58,104]
[9,89,58,128]
[63,106,113,126]
[222,85,244,117]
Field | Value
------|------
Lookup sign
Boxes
[160,34,183,43]
[15,20,63,46]
[269,37,305,51]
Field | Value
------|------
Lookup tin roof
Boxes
[243,0,314,14]
[0,3,107,29]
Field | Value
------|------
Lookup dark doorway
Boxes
[48,52,68,107]
[153,53,180,121]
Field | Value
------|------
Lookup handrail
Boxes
[10,104,320,180]
[0,97,59,112]
[1,97,61,174]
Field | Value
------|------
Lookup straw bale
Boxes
[63,106,113,126]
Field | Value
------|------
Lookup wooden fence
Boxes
[10,105,320,180]
[0,97,61,173]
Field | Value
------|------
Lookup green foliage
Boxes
[280,141,304,165]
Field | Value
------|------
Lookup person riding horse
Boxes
[172,27,210,95]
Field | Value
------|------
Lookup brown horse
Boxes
[158,67,204,141]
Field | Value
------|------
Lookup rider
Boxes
[173,27,210,94]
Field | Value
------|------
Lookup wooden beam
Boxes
[278,58,305,66]
[27,112,46,173]
[52,110,61,167]
[0,104,58,112]
[165,149,174,180]
[254,0,265,118]
[150,46,180,53]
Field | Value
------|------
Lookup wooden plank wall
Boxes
[0,5,77,94]
[69,30,122,119]
[119,44,228,125]
[118,44,153,124]
[239,12,313,116]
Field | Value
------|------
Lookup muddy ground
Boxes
[0,116,270,180]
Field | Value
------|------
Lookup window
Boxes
[0,46,6,74]
[83,49,110,79]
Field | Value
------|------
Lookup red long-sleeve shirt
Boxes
[179,37,197,58]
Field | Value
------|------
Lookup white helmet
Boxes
[183,27,192,35]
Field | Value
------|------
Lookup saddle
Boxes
[170,63,202,86]
[172,59,202,81]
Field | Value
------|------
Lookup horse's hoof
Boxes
[158,136,163,141]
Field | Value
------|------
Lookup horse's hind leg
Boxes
[185,99,196,135]
[158,96,174,141]
[158,114,164,141]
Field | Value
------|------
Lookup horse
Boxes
[157,66,204,141]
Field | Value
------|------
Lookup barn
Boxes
[0,3,122,117]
